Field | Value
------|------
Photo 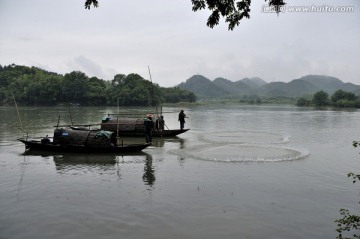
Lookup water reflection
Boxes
[53,154,118,175]
[153,138,165,147]
[175,138,186,162]
[179,138,185,149]
[142,153,155,186]
[22,150,156,186]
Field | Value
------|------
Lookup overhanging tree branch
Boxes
[84,0,286,30]
[85,0,98,10]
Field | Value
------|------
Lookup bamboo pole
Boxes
[11,91,28,140]
[116,98,121,145]
[56,115,61,128]
[68,106,73,125]
[148,66,155,108]
[11,91,23,130]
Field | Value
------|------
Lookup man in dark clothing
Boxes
[144,114,154,144]
[158,115,165,131]
[178,110,186,130]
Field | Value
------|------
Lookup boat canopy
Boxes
[53,128,115,147]
[101,118,145,132]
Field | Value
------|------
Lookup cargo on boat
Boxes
[100,117,189,137]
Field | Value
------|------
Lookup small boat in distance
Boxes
[18,128,150,153]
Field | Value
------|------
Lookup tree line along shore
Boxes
[0,64,196,106]
[1,64,359,108]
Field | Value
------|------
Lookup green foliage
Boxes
[353,141,360,148]
[296,90,360,108]
[0,65,62,105]
[191,0,253,30]
[0,64,195,106]
[87,77,107,105]
[62,71,89,105]
[84,0,286,30]
[335,143,360,239]
[239,95,262,104]
[353,100,360,108]
[260,96,296,104]
[296,97,311,106]
[336,208,360,239]
[335,100,355,108]
[348,172,360,184]
[161,87,197,103]
[84,0,98,9]
[312,90,330,107]
[331,90,359,108]
[332,90,357,103]
[107,73,160,106]
[335,173,360,239]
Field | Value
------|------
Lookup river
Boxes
[0,104,359,239]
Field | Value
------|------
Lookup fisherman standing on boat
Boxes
[144,114,154,144]
[178,110,187,130]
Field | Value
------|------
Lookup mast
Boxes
[148,66,159,117]
[148,66,156,108]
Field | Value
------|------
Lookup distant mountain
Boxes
[240,77,267,88]
[177,74,360,99]
[341,83,360,96]
[177,75,228,99]
[300,75,343,92]
[260,75,360,97]
[213,77,255,96]
[259,79,317,97]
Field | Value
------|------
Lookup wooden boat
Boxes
[100,117,189,137]
[18,128,150,153]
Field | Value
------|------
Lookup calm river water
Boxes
[0,104,359,239]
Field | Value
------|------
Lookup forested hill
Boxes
[178,74,360,99]
[0,64,196,106]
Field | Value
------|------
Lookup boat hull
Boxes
[116,129,190,137]
[18,139,149,153]
[100,119,189,137]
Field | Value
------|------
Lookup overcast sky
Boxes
[0,0,359,87]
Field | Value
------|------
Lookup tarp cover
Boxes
[53,128,113,147]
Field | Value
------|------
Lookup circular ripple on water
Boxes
[198,131,289,145]
[171,144,309,162]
